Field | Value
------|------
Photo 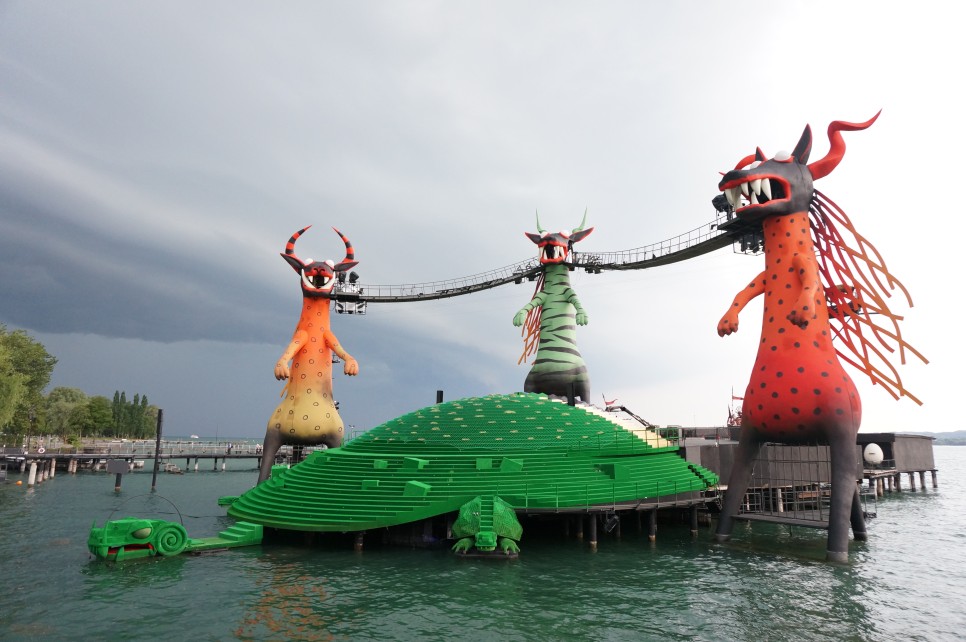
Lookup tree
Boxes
[112,391,121,434]
[108,390,156,438]
[0,341,27,429]
[141,404,160,439]
[45,387,88,439]
[68,396,113,438]
[0,326,56,440]
[86,396,114,437]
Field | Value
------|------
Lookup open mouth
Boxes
[722,176,787,211]
[541,244,567,262]
[303,273,334,290]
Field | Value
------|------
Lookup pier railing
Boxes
[7,440,293,460]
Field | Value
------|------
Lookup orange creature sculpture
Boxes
[712,113,926,561]
[258,226,359,483]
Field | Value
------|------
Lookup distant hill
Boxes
[897,430,966,446]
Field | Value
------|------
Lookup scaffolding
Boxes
[734,443,876,529]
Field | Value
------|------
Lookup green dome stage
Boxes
[227,393,719,533]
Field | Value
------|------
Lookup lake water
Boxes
[2,447,964,641]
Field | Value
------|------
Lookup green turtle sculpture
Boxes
[451,496,523,555]
[225,392,719,554]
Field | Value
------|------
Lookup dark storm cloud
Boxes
[0,162,288,343]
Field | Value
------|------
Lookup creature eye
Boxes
[773,150,791,161]
[132,527,152,539]
[558,230,570,238]
[750,161,761,170]
[303,257,314,265]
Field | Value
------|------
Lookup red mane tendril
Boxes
[518,273,544,364]
[810,190,928,404]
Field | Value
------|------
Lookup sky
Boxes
[0,1,960,438]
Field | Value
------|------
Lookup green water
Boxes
[1,449,964,641]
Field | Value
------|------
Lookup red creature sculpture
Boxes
[259,226,359,483]
[713,113,926,562]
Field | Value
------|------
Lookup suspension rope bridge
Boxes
[332,208,759,312]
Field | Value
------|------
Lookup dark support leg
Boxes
[826,431,861,563]
[690,505,699,537]
[576,515,584,541]
[588,514,598,551]
[715,430,762,543]
[258,430,283,483]
[648,508,657,542]
[850,486,867,541]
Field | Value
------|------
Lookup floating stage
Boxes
[225,393,719,552]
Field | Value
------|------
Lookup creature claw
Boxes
[452,537,474,553]
[786,311,810,329]
[717,315,739,337]
[343,359,359,376]
[499,538,521,554]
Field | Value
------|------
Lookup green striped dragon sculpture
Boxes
[513,212,593,402]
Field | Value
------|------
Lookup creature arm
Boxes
[332,341,359,376]
[717,272,766,336]
[787,253,822,329]
[566,290,588,326]
[274,329,309,380]
[513,291,548,326]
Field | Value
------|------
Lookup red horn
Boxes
[280,225,311,272]
[807,111,881,181]
[332,227,355,264]
[284,225,311,259]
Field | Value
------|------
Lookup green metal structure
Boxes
[226,393,718,547]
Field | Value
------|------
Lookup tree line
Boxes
[1,325,158,444]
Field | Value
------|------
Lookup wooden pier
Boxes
[681,431,939,530]
[1,440,305,486]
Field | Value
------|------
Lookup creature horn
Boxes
[791,127,812,164]
[535,210,546,234]
[807,111,881,180]
[332,227,355,264]
[283,225,312,264]
[573,208,589,233]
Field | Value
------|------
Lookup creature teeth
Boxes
[761,178,772,201]
[751,178,762,195]
[740,182,749,197]
[750,191,759,205]
[725,189,736,207]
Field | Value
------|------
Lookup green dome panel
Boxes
[227,393,718,532]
